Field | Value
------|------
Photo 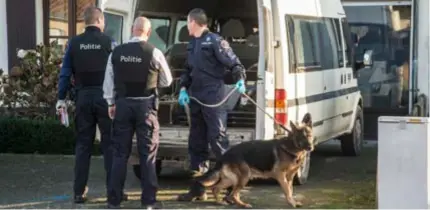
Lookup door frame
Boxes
[342,1,411,7]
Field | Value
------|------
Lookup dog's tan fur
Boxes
[195,114,314,208]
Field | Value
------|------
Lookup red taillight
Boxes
[275,113,287,125]
[274,89,288,128]
[275,89,286,100]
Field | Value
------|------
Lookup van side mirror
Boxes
[363,50,373,67]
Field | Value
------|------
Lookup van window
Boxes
[104,12,124,44]
[174,20,188,44]
[286,16,342,72]
[318,19,340,69]
[333,18,345,67]
[341,18,354,68]
[148,18,170,52]
[288,18,321,69]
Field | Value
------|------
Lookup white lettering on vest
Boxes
[79,44,102,50]
[120,55,142,63]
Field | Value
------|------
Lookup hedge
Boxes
[0,117,100,155]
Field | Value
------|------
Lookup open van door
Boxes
[255,0,276,140]
[98,0,138,44]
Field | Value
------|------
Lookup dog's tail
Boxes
[194,162,223,187]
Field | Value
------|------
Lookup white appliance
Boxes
[378,116,430,209]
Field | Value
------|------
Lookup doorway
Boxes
[342,1,413,139]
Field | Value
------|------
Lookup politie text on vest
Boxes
[120,55,142,63]
[80,44,102,50]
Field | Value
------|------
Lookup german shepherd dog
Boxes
[194,114,314,208]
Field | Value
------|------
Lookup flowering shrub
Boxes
[0,40,74,119]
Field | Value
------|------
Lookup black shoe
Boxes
[142,202,163,210]
[176,192,207,202]
[74,195,88,204]
[107,203,120,209]
[121,193,128,201]
[74,186,88,203]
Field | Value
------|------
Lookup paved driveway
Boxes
[0,142,376,209]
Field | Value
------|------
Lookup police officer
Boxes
[176,8,247,202]
[104,16,173,209]
[55,6,127,203]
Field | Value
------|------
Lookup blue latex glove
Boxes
[178,89,190,106]
[235,79,246,94]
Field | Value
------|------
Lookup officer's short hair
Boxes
[188,8,208,26]
[84,6,103,25]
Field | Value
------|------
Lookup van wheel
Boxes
[293,151,311,185]
[133,160,162,180]
[340,106,364,156]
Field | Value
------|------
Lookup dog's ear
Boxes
[302,113,312,128]
[290,120,298,132]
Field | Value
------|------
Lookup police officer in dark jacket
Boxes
[176,8,247,202]
[55,6,127,203]
[104,16,173,209]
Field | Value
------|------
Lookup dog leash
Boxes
[183,87,290,132]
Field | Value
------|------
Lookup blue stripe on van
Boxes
[287,86,359,107]
[286,86,359,127]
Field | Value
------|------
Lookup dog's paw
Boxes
[288,200,303,208]
[241,203,253,209]
[215,200,229,206]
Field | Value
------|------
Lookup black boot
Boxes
[107,203,120,209]
[121,193,128,201]
[176,181,207,202]
[74,186,88,204]
[74,195,88,204]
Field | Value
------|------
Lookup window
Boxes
[148,18,170,52]
[333,19,345,67]
[341,18,353,68]
[287,16,321,71]
[318,19,340,69]
[76,0,96,34]
[286,15,341,72]
[44,0,97,50]
[174,20,188,44]
[104,12,124,44]
[46,0,70,50]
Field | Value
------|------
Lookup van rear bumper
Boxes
[127,127,255,165]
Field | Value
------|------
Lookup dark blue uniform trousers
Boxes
[73,88,113,196]
[188,99,229,195]
[108,98,159,206]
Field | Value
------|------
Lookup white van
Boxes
[100,0,372,185]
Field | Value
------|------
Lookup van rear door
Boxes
[254,0,276,140]
[99,0,137,44]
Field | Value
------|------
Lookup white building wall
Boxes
[0,0,8,74]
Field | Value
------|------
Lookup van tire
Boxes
[133,160,162,181]
[293,151,311,185]
[340,106,363,156]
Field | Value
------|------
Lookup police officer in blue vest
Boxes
[55,6,127,203]
[104,16,173,209]
[176,8,247,202]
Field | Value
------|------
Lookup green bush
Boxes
[0,41,75,119]
[0,117,101,155]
